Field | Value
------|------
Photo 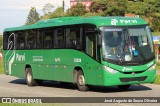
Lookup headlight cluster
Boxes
[103,66,118,74]
[148,64,156,71]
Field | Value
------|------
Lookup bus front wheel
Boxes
[25,68,37,86]
[77,70,89,91]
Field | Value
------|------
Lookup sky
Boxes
[0,0,70,33]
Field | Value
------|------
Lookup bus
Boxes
[3,16,156,91]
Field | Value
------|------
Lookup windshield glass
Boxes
[100,26,154,65]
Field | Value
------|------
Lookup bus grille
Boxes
[120,76,147,82]
[121,70,145,74]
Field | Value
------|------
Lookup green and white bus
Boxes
[3,16,156,91]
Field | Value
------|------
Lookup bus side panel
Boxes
[53,49,103,85]
[3,50,26,78]
[24,50,54,80]
[53,50,74,82]
[40,50,54,80]
[4,49,104,86]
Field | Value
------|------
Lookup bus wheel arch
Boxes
[73,66,89,91]
[25,65,37,86]
[73,66,81,83]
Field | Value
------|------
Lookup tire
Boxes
[25,68,37,86]
[77,70,89,91]
[118,85,130,90]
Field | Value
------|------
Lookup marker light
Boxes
[148,64,156,71]
[103,66,118,74]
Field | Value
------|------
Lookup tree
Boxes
[103,0,127,16]
[67,3,87,16]
[127,1,147,15]
[90,0,127,16]
[25,7,40,25]
[83,12,102,17]
[50,7,64,18]
[41,7,64,19]
[90,0,107,13]
[42,3,54,15]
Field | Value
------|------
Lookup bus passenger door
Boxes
[86,33,94,57]
[85,32,103,85]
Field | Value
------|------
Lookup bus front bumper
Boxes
[102,68,156,86]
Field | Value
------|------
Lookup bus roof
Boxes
[4,16,148,32]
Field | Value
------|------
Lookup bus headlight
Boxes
[103,66,118,74]
[148,64,156,71]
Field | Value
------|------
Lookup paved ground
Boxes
[0,74,160,106]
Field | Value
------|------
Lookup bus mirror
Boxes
[95,29,101,34]
[149,27,154,32]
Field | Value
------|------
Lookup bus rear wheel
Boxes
[77,70,89,91]
[25,68,37,86]
[118,85,130,90]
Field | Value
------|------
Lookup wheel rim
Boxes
[78,75,85,86]
[27,73,32,83]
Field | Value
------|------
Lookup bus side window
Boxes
[3,32,15,50]
[16,32,25,50]
[66,25,82,49]
[36,31,42,49]
[44,35,52,49]
[54,28,65,48]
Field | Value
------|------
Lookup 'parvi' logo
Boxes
[16,53,25,61]
[111,19,118,25]
[122,67,133,71]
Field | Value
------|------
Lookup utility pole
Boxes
[62,0,65,12]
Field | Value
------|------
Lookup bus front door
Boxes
[86,33,103,85]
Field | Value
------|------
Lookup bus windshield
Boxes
[100,25,155,65]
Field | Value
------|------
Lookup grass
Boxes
[0,104,32,106]
[154,74,160,85]
[152,32,160,36]
[156,65,160,70]
[0,59,4,74]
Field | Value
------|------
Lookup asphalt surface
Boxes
[0,74,160,106]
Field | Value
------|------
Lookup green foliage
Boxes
[67,3,87,16]
[154,74,160,85]
[40,14,50,20]
[25,7,40,25]
[82,12,102,17]
[50,7,64,18]
[152,32,160,36]
[90,0,127,16]
[90,0,108,13]
[104,0,127,16]
[0,59,4,74]
[0,35,3,52]
[127,2,147,15]
[127,0,160,31]
[41,7,64,20]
